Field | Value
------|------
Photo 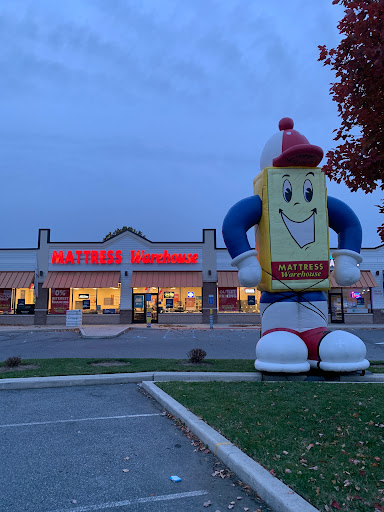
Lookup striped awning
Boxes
[43,271,120,289]
[330,270,378,288]
[217,271,240,288]
[0,271,35,289]
[130,271,202,288]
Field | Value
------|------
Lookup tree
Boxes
[318,0,384,241]
[103,226,145,241]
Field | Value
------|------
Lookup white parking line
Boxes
[0,413,161,428]
[375,342,384,345]
[163,328,171,339]
[49,490,209,511]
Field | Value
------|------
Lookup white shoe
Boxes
[318,331,369,372]
[255,330,310,373]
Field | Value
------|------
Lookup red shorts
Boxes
[263,327,330,362]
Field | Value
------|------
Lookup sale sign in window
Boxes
[218,287,238,312]
[51,288,70,314]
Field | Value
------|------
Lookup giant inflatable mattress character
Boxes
[223,117,369,373]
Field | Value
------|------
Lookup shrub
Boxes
[4,356,22,367]
[187,348,207,364]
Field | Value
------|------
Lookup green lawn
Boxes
[0,358,256,378]
[0,358,383,379]
[158,381,384,512]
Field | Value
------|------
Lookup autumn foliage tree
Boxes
[318,0,384,241]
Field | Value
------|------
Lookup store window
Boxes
[0,288,35,314]
[343,288,372,314]
[48,287,121,314]
[218,287,260,313]
[132,287,202,313]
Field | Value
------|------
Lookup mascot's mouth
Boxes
[279,208,316,248]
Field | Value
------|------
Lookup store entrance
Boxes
[133,293,158,323]
[329,293,344,323]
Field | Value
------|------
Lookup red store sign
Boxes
[51,250,199,265]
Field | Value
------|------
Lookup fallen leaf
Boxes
[282,450,289,455]
[203,500,212,507]
[374,456,381,461]
[316,488,320,495]
[331,500,341,509]
[269,469,276,476]
[284,469,292,474]
[123,457,130,461]
[309,466,319,471]
[306,444,314,451]
[122,469,130,473]
[236,497,242,500]
[71,500,77,504]
[228,506,234,510]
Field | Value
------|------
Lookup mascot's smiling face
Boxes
[279,170,317,248]
[266,167,329,260]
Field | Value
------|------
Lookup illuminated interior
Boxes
[48,287,121,314]
[217,287,261,313]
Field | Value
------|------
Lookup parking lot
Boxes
[0,326,383,362]
[0,383,271,512]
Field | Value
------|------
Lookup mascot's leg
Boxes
[256,292,310,373]
[297,292,369,372]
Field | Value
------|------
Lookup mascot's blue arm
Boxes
[222,195,262,259]
[327,196,362,253]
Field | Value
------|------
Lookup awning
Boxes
[43,271,121,289]
[130,271,202,288]
[330,270,378,288]
[0,271,35,289]
[217,271,240,288]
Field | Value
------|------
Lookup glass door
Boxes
[133,294,145,323]
[146,293,158,323]
[329,293,344,323]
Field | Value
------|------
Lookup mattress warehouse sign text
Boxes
[51,250,199,265]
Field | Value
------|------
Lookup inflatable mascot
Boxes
[223,118,369,373]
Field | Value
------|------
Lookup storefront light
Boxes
[244,288,255,293]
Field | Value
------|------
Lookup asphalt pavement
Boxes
[0,383,271,512]
[0,326,383,361]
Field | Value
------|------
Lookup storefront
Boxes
[43,271,121,316]
[0,272,36,315]
[328,270,378,324]
[130,271,203,323]
[0,228,381,325]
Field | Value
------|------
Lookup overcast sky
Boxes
[0,0,382,249]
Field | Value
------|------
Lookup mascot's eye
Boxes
[283,180,292,202]
[303,179,313,202]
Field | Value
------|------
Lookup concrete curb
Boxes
[141,381,319,512]
[0,372,262,390]
[79,326,132,339]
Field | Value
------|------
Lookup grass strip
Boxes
[0,358,255,379]
[0,358,383,379]
[158,381,384,512]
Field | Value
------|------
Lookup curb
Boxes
[79,327,132,339]
[0,372,261,390]
[141,381,319,512]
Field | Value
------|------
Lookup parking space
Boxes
[0,384,271,512]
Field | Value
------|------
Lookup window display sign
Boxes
[247,295,256,306]
[51,288,70,314]
[185,297,195,309]
[166,298,174,308]
[79,294,89,299]
[82,300,90,310]
[0,289,12,313]
[187,291,195,298]
[218,287,238,312]
[134,295,144,308]
[164,291,175,298]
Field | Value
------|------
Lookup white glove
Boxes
[332,249,362,286]
[231,249,262,287]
